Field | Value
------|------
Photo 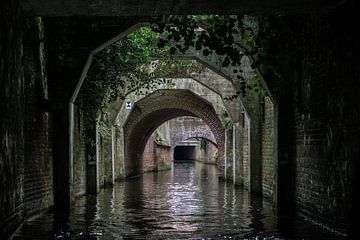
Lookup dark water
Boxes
[21,162,346,239]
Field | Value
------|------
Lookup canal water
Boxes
[21,162,345,239]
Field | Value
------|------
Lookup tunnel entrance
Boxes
[174,145,196,161]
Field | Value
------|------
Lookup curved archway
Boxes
[180,136,217,148]
[123,89,225,177]
[169,116,217,149]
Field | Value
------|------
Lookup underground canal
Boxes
[20,161,345,240]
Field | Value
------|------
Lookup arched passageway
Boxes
[173,145,196,161]
[123,89,225,177]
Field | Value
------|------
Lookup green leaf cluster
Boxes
[151,15,262,98]
[82,27,170,118]
[199,138,208,150]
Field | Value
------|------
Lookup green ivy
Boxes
[81,26,170,120]
[250,70,267,97]
[199,138,208,150]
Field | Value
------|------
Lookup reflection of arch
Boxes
[123,89,225,177]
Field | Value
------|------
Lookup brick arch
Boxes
[123,89,225,177]
[180,136,217,148]
[172,129,218,148]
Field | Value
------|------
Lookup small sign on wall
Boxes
[125,100,132,110]
[88,154,96,165]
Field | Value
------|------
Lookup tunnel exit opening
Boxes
[174,145,196,161]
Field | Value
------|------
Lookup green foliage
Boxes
[155,131,164,144]
[154,59,204,78]
[250,70,267,96]
[199,138,208,150]
[97,119,111,138]
[221,110,233,131]
[213,149,219,161]
[254,15,304,96]
[153,16,247,70]
[152,15,299,99]
[82,15,294,121]
[151,15,262,97]
[82,27,170,118]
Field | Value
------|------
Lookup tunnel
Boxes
[1,0,359,239]
[173,145,196,161]
[123,89,225,178]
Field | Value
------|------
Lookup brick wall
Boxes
[155,144,172,171]
[292,12,358,232]
[124,89,225,178]
[143,135,156,172]
[72,102,87,197]
[242,113,249,189]
[98,130,113,186]
[143,134,172,172]
[0,1,25,238]
[170,117,217,148]
[23,17,54,219]
[225,125,233,181]
[261,97,275,198]
[114,127,125,180]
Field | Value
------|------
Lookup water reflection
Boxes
[22,162,345,239]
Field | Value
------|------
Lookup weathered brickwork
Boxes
[23,17,54,219]
[99,133,113,186]
[0,1,25,238]
[225,126,233,181]
[197,141,218,164]
[261,97,275,198]
[123,89,225,178]
[289,10,359,233]
[114,127,125,180]
[169,117,217,149]
[143,135,156,172]
[242,113,250,189]
[143,135,172,172]
[72,103,87,196]
[155,144,172,171]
